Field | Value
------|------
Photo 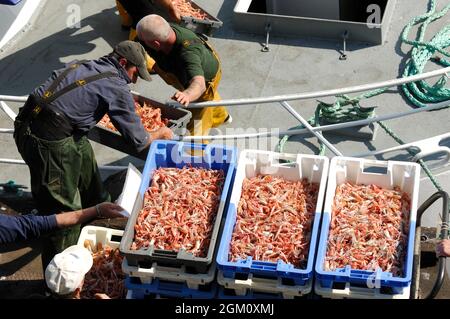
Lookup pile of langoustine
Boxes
[229,175,320,268]
[131,166,224,257]
[324,182,411,276]
[80,241,126,299]
[172,0,209,20]
[98,101,169,132]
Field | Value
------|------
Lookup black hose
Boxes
[416,191,449,299]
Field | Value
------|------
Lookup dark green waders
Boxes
[13,63,116,271]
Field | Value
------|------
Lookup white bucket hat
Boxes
[45,245,93,295]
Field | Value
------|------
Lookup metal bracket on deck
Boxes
[261,23,271,52]
[339,30,349,60]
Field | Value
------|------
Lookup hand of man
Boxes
[436,239,450,257]
[155,126,174,140]
[172,91,190,107]
[170,7,181,23]
[96,202,126,219]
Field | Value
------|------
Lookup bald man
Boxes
[136,14,231,138]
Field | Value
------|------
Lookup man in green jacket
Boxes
[136,14,231,139]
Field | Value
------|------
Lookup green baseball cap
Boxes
[114,40,152,81]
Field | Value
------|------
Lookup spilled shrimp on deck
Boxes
[325,182,411,276]
[229,175,320,268]
[131,166,225,257]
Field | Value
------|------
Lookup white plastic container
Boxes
[314,281,411,299]
[77,225,124,250]
[122,258,216,290]
[217,270,312,299]
[315,157,420,297]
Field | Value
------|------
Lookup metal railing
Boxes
[1,66,449,165]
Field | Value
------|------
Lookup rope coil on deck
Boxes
[278,0,450,199]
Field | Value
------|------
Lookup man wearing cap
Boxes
[13,40,173,271]
[45,245,95,299]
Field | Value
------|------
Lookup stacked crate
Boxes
[77,226,127,299]
[120,141,237,299]
[123,261,217,299]
[176,0,223,36]
[216,150,329,299]
[88,94,192,160]
[314,157,420,299]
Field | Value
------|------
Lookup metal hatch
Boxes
[233,0,396,45]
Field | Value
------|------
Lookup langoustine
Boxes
[324,182,411,276]
[98,101,169,132]
[80,241,126,299]
[172,0,209,20]
[229,175,319,268]
[131,166,224,258]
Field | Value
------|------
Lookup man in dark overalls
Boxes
[13,40,173,270]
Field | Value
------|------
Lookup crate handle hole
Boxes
[110,235,122,243]
[234,273,249,280]
[281,278,296,286]
[363,165,388,175]
[332,282,346,290]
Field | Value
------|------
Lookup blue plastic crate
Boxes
[216,150,329,286]
[314,157,421,292]
[120,140,237,273]
[125,276,217,299]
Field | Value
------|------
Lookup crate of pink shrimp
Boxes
[315,157,420,297]
[216,150,329,294]
[88,93,191,160]
[120,140,237,273]
[174,0,223,36]
[76,226,127,299]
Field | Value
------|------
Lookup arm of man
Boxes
[105,81,174,150]
[172,75,206,106]
[0,203,125,244]
[171,46,209,106]
[157,0,181,23]
[55,203,125,228]
[106,86,154,152]
[436,239,450,257]
[0,214,57,244]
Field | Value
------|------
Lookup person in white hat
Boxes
[45,245,94,298]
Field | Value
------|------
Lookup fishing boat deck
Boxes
[0,0,449,298]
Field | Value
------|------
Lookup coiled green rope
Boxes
[401,0,450,107]
[278,0,450,159]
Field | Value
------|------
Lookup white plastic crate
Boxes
[314,281,411,299]
[122,258,216,290]
[77,226,127,299]
[217,271,312,299]
[77,225,124,250]
[217,150,329,284]
[315,157,421,293]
